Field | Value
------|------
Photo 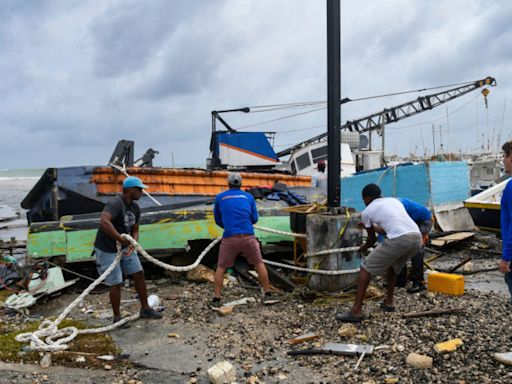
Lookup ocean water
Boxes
[0,169,42,216]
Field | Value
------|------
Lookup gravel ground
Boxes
[1,259,512,384]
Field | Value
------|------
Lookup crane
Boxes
[277,76,497,158]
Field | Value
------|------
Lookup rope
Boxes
[263,259,360,275]
[253,225,307,238]
[109,163,162,206]
[125,235,222,272]
[16,250,126,351]
[304,246,360,257]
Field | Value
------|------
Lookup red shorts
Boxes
[218,235,263,269]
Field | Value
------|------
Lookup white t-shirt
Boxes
[311,171,327,194]
[361,197,420,239]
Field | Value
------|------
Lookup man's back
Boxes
[214,189,258,237]
[362,197,420,239]
[399,198,432,223]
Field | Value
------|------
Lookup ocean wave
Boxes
[0,177,40,181]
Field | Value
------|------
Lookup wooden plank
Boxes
[430,232,475,247]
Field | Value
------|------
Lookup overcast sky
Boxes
[1,0,510,169]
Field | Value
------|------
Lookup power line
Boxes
[236,107,326,130]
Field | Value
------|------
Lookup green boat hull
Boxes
[27,208,297,263]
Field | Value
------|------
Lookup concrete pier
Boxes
[306,211,362,291]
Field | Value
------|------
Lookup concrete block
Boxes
[207,360,236,384]
[306,212,362,291]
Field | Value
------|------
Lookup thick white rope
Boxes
[125,235,222,272]
[263,259,360,275]
[16,250,127,351]
[254,225,307,238]
[15,236,221,352]
[304,246,360,258]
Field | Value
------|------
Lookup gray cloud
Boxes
[0,0,510,169]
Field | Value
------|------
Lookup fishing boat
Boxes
[22,138,320,264]
[464,178,509,233]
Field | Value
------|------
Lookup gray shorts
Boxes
[95,247,143,286]
[361,233,422,275]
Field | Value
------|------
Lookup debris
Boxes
[434,338,463,354]
[104,364,112,370]
[40,352,51,368]
[223,297,256,307]
[96,355,115,361]
[353,350,366,370]
[147,294,160,308]
[288,343,373,356]
[211,306,234,316]
[447,256,472,273]
[494,352,512,366]
[207,361,236,384]
[402,307,464,318]
[430,232,475,247]
[338,324,357,338]
[75,356,86,363]
[277,373,287,380]
[288,332,320,344]
[462,261,474,272]
[167,332,180,338]
[406,353,433,369]
[186,264,215,283]
[385,378,399,384]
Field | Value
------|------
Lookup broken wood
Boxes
[288,332,320,344]
[402,307,465,318]
[447,256,472,273]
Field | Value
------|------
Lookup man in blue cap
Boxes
[94,176,161,326]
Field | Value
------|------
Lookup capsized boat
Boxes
[22,139,320,264]
[464,178,509,233]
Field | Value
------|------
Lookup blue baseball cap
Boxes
[123,176,148,189]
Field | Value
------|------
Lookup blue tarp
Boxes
[340,162,471,211]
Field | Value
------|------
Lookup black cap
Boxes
[362,183,381,198]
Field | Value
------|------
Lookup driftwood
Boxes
[402,307,465,319]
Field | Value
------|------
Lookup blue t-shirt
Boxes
[398,198,431,223]
[213,188,258,238]
[501,180,512,262]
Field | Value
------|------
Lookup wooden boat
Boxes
[464,178,508,233]
[22,166,318,263]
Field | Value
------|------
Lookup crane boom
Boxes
[277,76,496,157]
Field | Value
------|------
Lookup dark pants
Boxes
[397,219,432,286]
[505,271,512,303]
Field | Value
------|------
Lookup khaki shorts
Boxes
[361,233,422,275]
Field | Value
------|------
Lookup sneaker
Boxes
[113,317,131,329]
[407,282,426,294]
[263,292,279,306]
[139,308,163,319]
[211,297,222,310]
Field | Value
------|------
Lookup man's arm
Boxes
[213,198,224,228]
[501,185,512,273]
[358,225,376,253]
[99,211,130,246]
[250,197,258,224]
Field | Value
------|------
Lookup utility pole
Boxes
[326,0,341,208]
[431,124,436,156]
